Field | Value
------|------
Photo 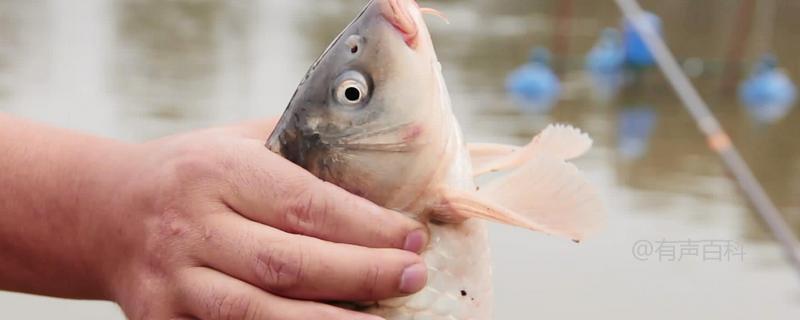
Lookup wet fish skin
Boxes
[267,0,604,319]
[268,0,450,212]
[269,1,491,317]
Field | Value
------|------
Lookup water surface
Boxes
[1,0,799,318]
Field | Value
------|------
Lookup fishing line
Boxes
[614,0,800,280]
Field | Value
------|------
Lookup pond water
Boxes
[1,0,799,318]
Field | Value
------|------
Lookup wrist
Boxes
[69,138,148,300]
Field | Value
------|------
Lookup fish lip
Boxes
[382,0,420,48]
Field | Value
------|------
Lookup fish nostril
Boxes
[346,35,363,55]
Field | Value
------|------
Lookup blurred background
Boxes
[1,0,799,318]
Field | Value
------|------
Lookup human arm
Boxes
[0,114,428,319]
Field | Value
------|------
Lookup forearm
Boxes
[0,114,138,299]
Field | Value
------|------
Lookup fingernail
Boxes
[399,263,427,294]
[403,229,428,253]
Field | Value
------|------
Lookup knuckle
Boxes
[255,245,306,294]
[283,191,330,235]
[206,291,259,320]
[141,208,197,277]
[154,208,192,240]
[359,263,383,296]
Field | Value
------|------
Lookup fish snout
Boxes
[266,132,284,155]
[266,124,309,167]
[381,0,420,48]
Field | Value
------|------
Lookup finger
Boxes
[221,117,280,140]
[178,267,385,320]
[221,139,429,252]
[198,214,428,301]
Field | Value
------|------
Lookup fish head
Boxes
[267,0,454,209]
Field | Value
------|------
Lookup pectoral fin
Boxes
[469,124,593,176]
[434,153,605,241]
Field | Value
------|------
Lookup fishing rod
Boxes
[613,0,800,278]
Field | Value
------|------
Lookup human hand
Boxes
[103,119,428,320]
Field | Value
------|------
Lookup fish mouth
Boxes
[382,0,428,48]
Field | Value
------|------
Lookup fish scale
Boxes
[372,221,493,319]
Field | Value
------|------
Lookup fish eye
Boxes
[335,71,369,106]
[345,86,361,101]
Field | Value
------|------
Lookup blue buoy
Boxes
[738,54,797,124]
[622,11,662,68]
[618,106,658,161]
[586,28,626,102]
[506,47,561,113]
[586,28,625,74]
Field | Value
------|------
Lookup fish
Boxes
[265,0,605,319]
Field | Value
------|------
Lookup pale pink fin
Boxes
[436,153,605,241]
[433,189,552,231]
[468,143,524,176]
[533,124,593,160]
[468,124,593,177]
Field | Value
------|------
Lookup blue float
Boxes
[586,28,626,102]
[739,54,797,124]
[618,106,658,160]
[622,11,662,68]
[506,47,561,113]
[586,28,625,74]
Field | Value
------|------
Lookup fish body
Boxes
[267,1,604,319]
